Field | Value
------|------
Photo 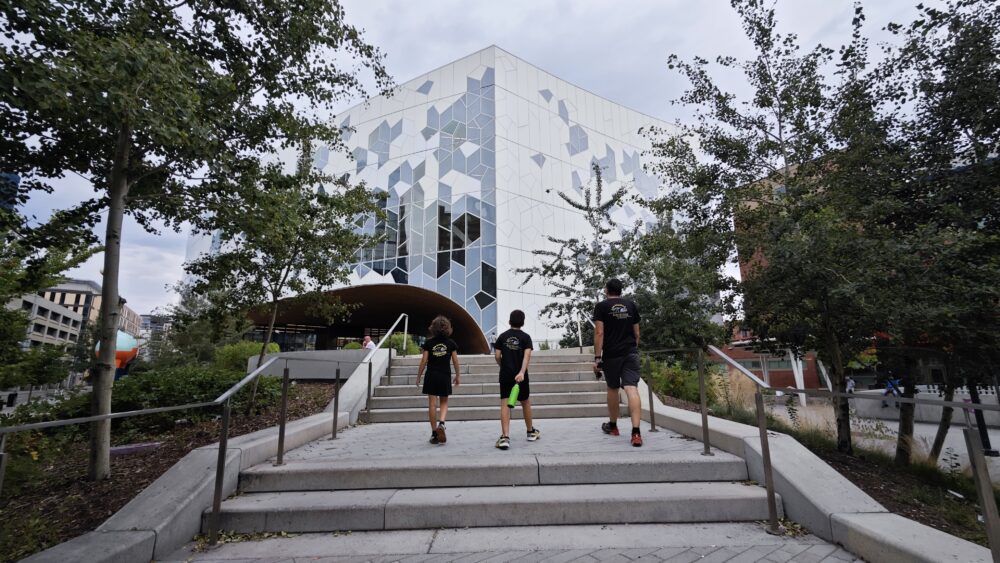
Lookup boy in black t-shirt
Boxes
[493,310,540,450]
[415,315,461,444]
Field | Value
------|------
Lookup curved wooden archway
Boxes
[252,284,489,353]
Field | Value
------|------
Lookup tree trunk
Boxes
[89,123,131,481]
[928,384,955,463]
[826,331,853,454]
[246,299,280,414]
[895,369,916,465]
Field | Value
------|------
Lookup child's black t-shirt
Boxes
[497,328,533,379]
[422,336,458,376]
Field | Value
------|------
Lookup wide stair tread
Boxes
[241,450,748,492]
[206,482,780,533]
[366,404,618,422]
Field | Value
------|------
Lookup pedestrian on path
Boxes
[593,278,644,447]
[415,315,461,444]
[363,335,377,350]
[494,309,540,450]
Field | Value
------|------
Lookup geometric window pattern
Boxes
[351,67,499,337]
[567,124,588,156]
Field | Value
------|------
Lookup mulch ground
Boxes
[0,383,334,563]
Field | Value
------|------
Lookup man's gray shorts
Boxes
[602,352,640,389]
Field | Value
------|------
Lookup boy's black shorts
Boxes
[499,374,530,401]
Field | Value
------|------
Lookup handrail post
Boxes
[208,399,232,546]
[332,365,341,439]
[697,348,713,456]
[0,433,8,500]
[403,314,409,356]
[755,391,782,535]
[365,361,373,414]
[964,427,1000,561]
[643,356,658,432]
[274,364,291,466]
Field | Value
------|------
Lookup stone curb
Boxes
[22,350,391,563]
[633,377,991,562]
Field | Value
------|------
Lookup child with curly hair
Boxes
[415,315,461,444]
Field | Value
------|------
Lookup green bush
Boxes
[343,342,362,350]
[381,333,420,356]
[645,359,718,405]
[214,341,280,372]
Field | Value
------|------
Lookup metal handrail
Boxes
[641,344,782,535]
[0,356,280,437]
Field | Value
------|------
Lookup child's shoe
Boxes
[429,431,439,444]
[496,435,510,450]
[435,422,447,444]
[631,433,643,447]
[526,427,541,441]
[601,422,620,436]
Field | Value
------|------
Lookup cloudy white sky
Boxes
[22,0,930,314]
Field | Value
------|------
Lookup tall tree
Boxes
[876,0,1000,464]
[184,161,380,406]
[645,1,902,453]
[517,164,637,337]
[1,0,389,479]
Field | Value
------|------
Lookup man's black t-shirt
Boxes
[497,328,533,379]
[593,297,640,359]
[421,336,457,376]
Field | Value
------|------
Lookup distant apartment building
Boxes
[5,294,82,348]
[41,279,141,337]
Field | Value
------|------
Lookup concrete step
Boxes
[389,362,595,376]
[240,451,749,493]
[371,391,611,409]
[392,354,587,366]
[374,380,608,397]
[385,371,595,386]
[205,482,780,533]
[366,404,617,423]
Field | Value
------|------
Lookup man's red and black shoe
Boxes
[601,422,620,436]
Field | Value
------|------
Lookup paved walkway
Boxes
[165,523,861,562]
[283,418,706,462]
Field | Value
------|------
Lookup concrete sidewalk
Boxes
[165,523,861,562]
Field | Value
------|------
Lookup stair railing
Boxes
[638,345,782,535]
[0,354,281,546]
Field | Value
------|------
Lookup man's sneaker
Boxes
[429,431,439,444]
[496,435,510,450]
[435,422,447,444]
[631,433,643,447]
[527,428,541,441]
[601,422,620,436]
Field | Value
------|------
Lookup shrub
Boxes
[645,359,718,405]
[214,341,280,372]
[380,333,420,356]
[343,342,362,350]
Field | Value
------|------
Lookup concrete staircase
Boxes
[201,353,782,536]
[367,353,619,422]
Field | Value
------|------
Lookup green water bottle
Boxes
[507,383,520,408]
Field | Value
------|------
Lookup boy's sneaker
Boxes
[429,431,439,444]
[435,422,447,444]
[631,433,643,447]
[527,428,541,441]
[601,422,620,436]
[496,435,510,450]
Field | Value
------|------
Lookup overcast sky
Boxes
[22,0,931,314]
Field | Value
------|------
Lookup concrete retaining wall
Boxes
[23,350,391,563]
[634,377,991,563]
[246,349,373,380]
